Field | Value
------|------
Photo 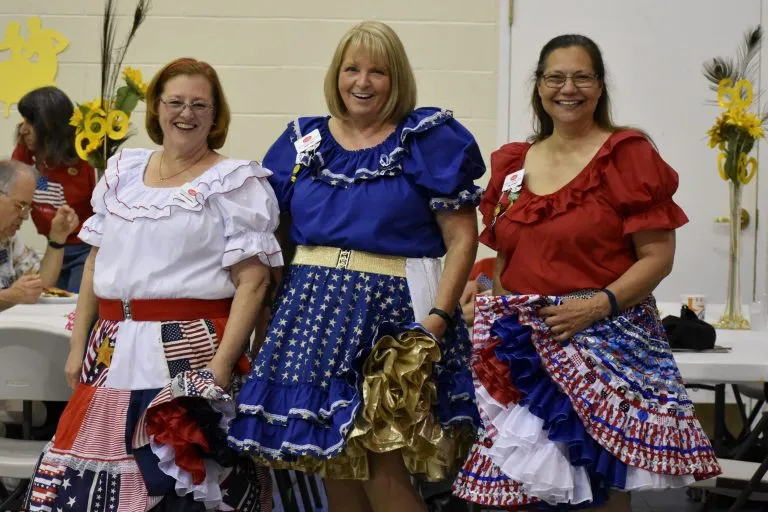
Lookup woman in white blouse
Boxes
[25,58,280,512]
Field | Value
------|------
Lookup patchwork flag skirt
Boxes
[25,298,271,512]
[452,294,721,509]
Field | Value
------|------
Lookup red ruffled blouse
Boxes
[479,130,688,296]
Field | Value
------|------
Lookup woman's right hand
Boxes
[64,345,84,389]
[460,279,484,324]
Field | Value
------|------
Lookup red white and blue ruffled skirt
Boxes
[453,294,721,509]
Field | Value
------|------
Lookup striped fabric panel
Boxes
[27,461,64,511]
[67,388,131,462]
[270,470,328,512]
[80,320,118,387]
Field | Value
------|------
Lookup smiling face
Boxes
[157,74,216,152]
[537,46,603,128]
[337,46,391,124]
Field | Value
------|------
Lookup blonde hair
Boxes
[145,57,231,149]
[324,21,417,125]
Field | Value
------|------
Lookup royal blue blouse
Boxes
[263,107,486,258]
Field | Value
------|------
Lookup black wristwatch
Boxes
[48,239,66,249]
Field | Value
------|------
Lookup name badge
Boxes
[502,169,524,193]
[174,182,199,207]
[293,129,322,154]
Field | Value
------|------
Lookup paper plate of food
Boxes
[38,287,78,304]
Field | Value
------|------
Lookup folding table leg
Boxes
[715,384,726,456]
[746,400,766,432]
[733,385,750,433]
[727,454,768,512]
[731,413,768,460]
[0,480,29,511]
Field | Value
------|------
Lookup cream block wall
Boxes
[1,0,499,252]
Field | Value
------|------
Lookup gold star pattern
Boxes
[95,335,114,367]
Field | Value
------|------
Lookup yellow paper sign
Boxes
[0,17,69,117]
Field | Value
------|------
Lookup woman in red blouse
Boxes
[12,86,96,292]
[452,35,720,511]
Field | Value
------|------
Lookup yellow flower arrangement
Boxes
[123,67,147,98]
[69,67,147,168]
[704,27,767,186]
[706,78,763,185]
[703,26,765,330]
[69,0,150,172]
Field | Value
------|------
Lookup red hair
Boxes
[144,57,231,149]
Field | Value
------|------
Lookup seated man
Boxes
[0,159,79,311]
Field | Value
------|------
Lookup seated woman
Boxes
[12,86,96,292]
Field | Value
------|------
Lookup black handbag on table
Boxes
[662,305,717,351]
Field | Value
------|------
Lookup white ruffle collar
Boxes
[101,148,272,220]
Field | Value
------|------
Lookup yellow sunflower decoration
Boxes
[704,27,767,186]
[69,68,147,168]
[123,67,147,98]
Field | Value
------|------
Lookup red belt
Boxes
[98,298,232,321]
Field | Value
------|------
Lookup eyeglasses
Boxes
[541,73,600,89]
[0,190,32,216]
[159,98,215,115]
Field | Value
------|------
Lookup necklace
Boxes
[159,150,210,182]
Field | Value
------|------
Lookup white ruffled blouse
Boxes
[79,148,283,300]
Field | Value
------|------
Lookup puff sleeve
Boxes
[210,163,284,268]
[604,134,689,235]
[402,108,486,211]
[78,172,109,247]
[263,123,299,212]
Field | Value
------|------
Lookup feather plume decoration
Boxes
[703,26,761,91]
[736,25,762,79]
[70,0,151,173]
[100,0,150,105]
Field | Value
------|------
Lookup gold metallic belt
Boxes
[292,245,407,277]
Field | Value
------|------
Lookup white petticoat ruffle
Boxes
[475,386,694,506]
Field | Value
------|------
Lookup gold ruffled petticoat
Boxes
[257,328,474,481]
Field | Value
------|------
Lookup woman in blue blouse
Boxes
[230,21,484,511]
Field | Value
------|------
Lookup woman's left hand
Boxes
[538,296,610,342]
[420,314,448,340]
[206,357,233,389]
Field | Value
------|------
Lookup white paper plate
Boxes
[38,294,78,304]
